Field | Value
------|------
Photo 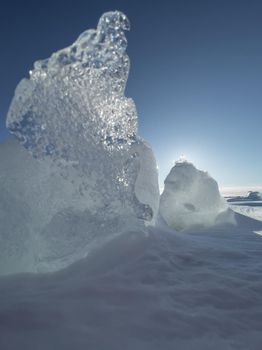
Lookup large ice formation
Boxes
[159,159,235,231]
[1,11,159,275]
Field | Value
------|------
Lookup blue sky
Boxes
[0,0,261,188]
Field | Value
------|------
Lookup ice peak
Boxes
[97,11,130,37]
[6,11,136,159]
[176,154,188,164]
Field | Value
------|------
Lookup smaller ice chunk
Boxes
[159,159,235,231]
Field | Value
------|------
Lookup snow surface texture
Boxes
[232,205,262,237]
[159,160,235,230]
[1,11,159,275]
[1,215,262,350]
[231,205,262,222]
[228,195,262,230]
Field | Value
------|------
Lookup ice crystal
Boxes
[2,12,159,274]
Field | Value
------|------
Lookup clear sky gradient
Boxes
[0,0,261,188]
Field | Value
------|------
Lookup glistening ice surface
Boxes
[7,11,135,156]
[1,11,159,275]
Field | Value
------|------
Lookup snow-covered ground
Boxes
[1,213,262,350]
[226,189,262,234]
[230,202,262,222]
[228,198,262,236]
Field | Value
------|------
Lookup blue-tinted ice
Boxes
[1,12,159,275]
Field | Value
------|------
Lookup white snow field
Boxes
[1,215,262,350]
[227,194,262,237]
[226,190,262,223]
[1,10,262,350]
[230,202,262,222]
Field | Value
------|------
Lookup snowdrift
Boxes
[1,214,262,350]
